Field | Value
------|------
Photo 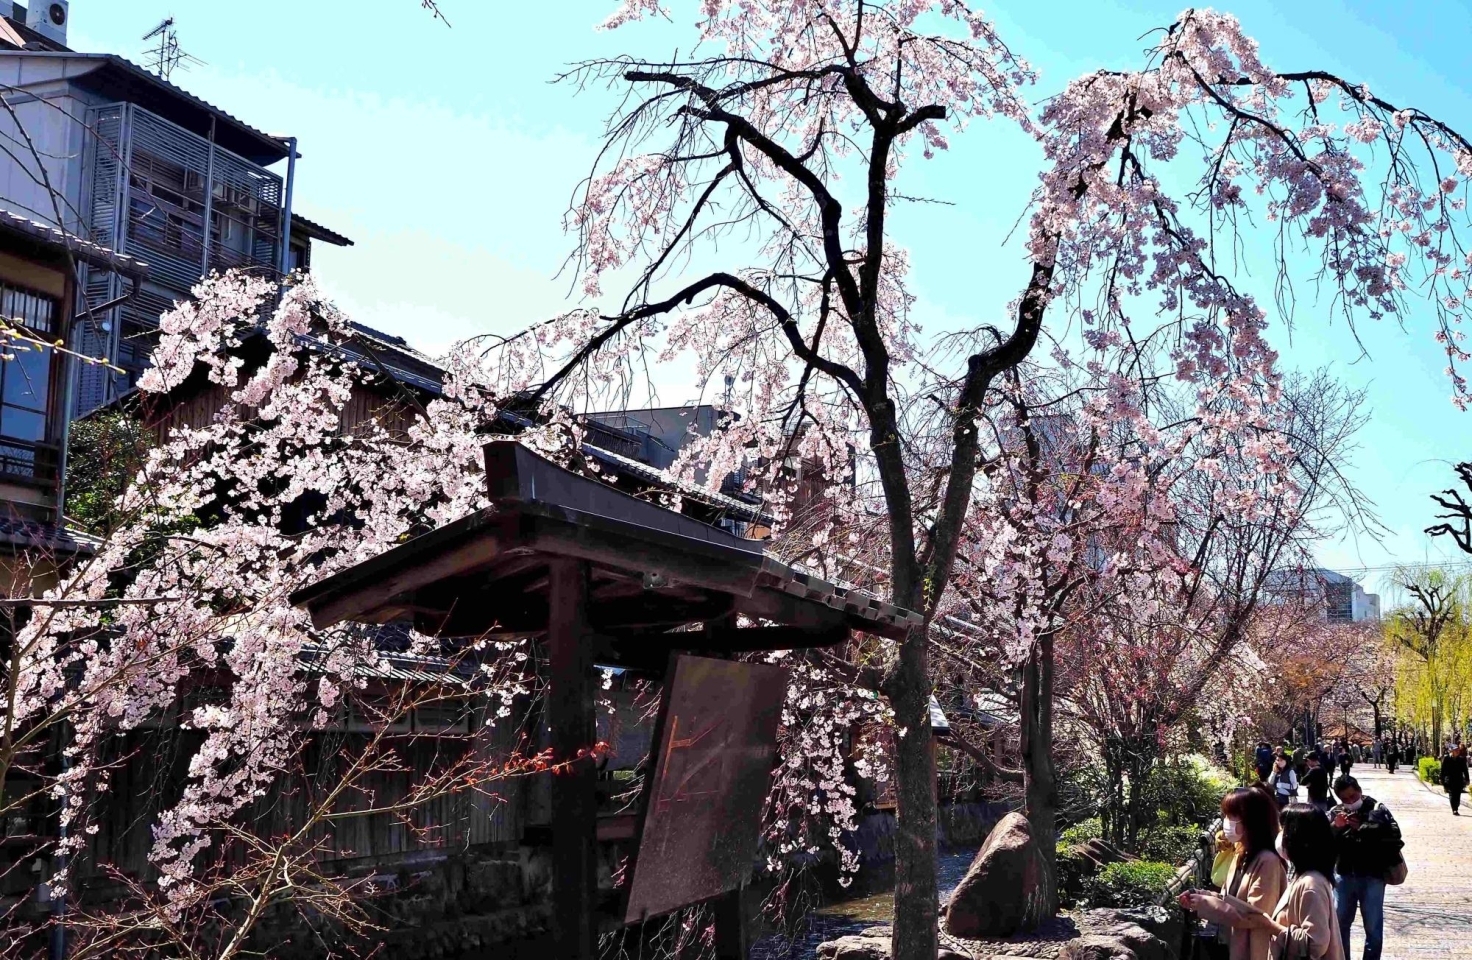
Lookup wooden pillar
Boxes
[548,559,597,959]
[712,885,749,960]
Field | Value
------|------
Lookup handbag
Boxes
[1210,848,1233,889]
[1384,854,1409,886]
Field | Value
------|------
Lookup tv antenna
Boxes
[141,17,203,80]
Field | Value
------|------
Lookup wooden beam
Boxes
[547,559,597,960]
[307,530,507,629]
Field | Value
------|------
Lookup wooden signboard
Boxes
[622,654,789,924]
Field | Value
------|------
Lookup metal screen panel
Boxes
[74,104,127,413]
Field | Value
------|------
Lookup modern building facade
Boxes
[0,2,350,415]
[1267,566,1381,623]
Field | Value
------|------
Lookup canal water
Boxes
[751,847,978,959]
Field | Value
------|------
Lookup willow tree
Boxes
[485,4,1472,954]
[1385,568,1470,750]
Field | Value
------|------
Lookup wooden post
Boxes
[712,885,749,960]
[548,559,597,959]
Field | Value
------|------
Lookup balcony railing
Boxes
[0,438,59,488]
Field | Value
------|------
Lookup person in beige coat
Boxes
[1184,801,1344,960]
[1265,804,1346,960]
[1181,786,1286,960]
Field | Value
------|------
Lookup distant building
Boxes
[1267,566,1381,623]
[0,2,351,413]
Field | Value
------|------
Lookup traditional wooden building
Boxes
[0,209,146,594]
[292,440,920,958]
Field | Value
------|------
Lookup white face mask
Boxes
[1343,797,1364,812]
[1223,818,1244,844]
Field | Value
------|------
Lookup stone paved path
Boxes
[1342,766,1472,959]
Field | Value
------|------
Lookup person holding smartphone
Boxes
[1180,786,1285,960]
[1181,803,1345,960]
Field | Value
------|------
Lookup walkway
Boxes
[1343,766,1472,959]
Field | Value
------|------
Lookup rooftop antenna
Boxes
[141,17,203,80]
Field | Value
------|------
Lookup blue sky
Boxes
[64,1,1472,584]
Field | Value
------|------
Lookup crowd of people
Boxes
[1181,743,1409,960]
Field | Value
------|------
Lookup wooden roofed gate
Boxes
[292,441,921,959]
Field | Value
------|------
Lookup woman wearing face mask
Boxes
[1266,803,1346,960]
[1183,803,1344,960]
[1181,787,1286,960]
[1269,752,1299,809]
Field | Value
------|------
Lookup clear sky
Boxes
[63,0,1472,586]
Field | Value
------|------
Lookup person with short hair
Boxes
[1330,775,1402,960]
[1255,740,1275,783]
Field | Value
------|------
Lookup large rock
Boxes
[1058,935,1139,960]
[1076,838,1133,870]
[941,812,1045,939]
[815,933,892,960]
[1081,906,1170,937]
[1078,908,1171,960]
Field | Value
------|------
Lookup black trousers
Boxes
[1451,783,1465,813]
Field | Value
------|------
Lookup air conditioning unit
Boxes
[25,0,67,46]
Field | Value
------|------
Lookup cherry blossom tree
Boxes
[485,4,1472,950]
[0,274,579,958]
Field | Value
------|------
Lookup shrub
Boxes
[1418,757,1442,785]
[1139,754,1238,828]
[1137,823,1205,866]
[1083,860,1177,908]
[1060,817,1103,847]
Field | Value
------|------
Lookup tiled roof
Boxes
[291,214,353,248]
[0,51,289,165]
[0,517,103,556]
[0,208,149,278]
[299,641,476,688]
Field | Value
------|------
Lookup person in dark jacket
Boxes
[1302,752,1332,813]
[1383,738,1397,775]
[1338,741,1353,777]
[1255,741,1275,783]
[1442,744,1470,816]
[1330,775,1403,960]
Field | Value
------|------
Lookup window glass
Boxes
[0,408,44,442]
[3,347,47,407]
[0,279,56,448]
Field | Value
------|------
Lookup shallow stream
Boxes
[751,847,978,958]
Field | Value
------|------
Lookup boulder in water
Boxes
[815,932,891,959]
[940,811,1045,938]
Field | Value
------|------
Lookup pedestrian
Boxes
[1269,804,1348,960]
[1254,740,1274,783]
[1303,752,1332,814]
[1269,752,1299,809]
[1384,738,1397,775]
[1442,744,1469,816]
[1339,741,1353,777]
[1372,739,1381,768]
[1330,775,1404,960]
[1178,786,1286,960]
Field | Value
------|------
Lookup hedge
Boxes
[1418,757,1442,785]
[1083,860,1177,908]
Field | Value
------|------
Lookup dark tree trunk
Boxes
[889,628,938,960]
[1018,634,1058,923]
